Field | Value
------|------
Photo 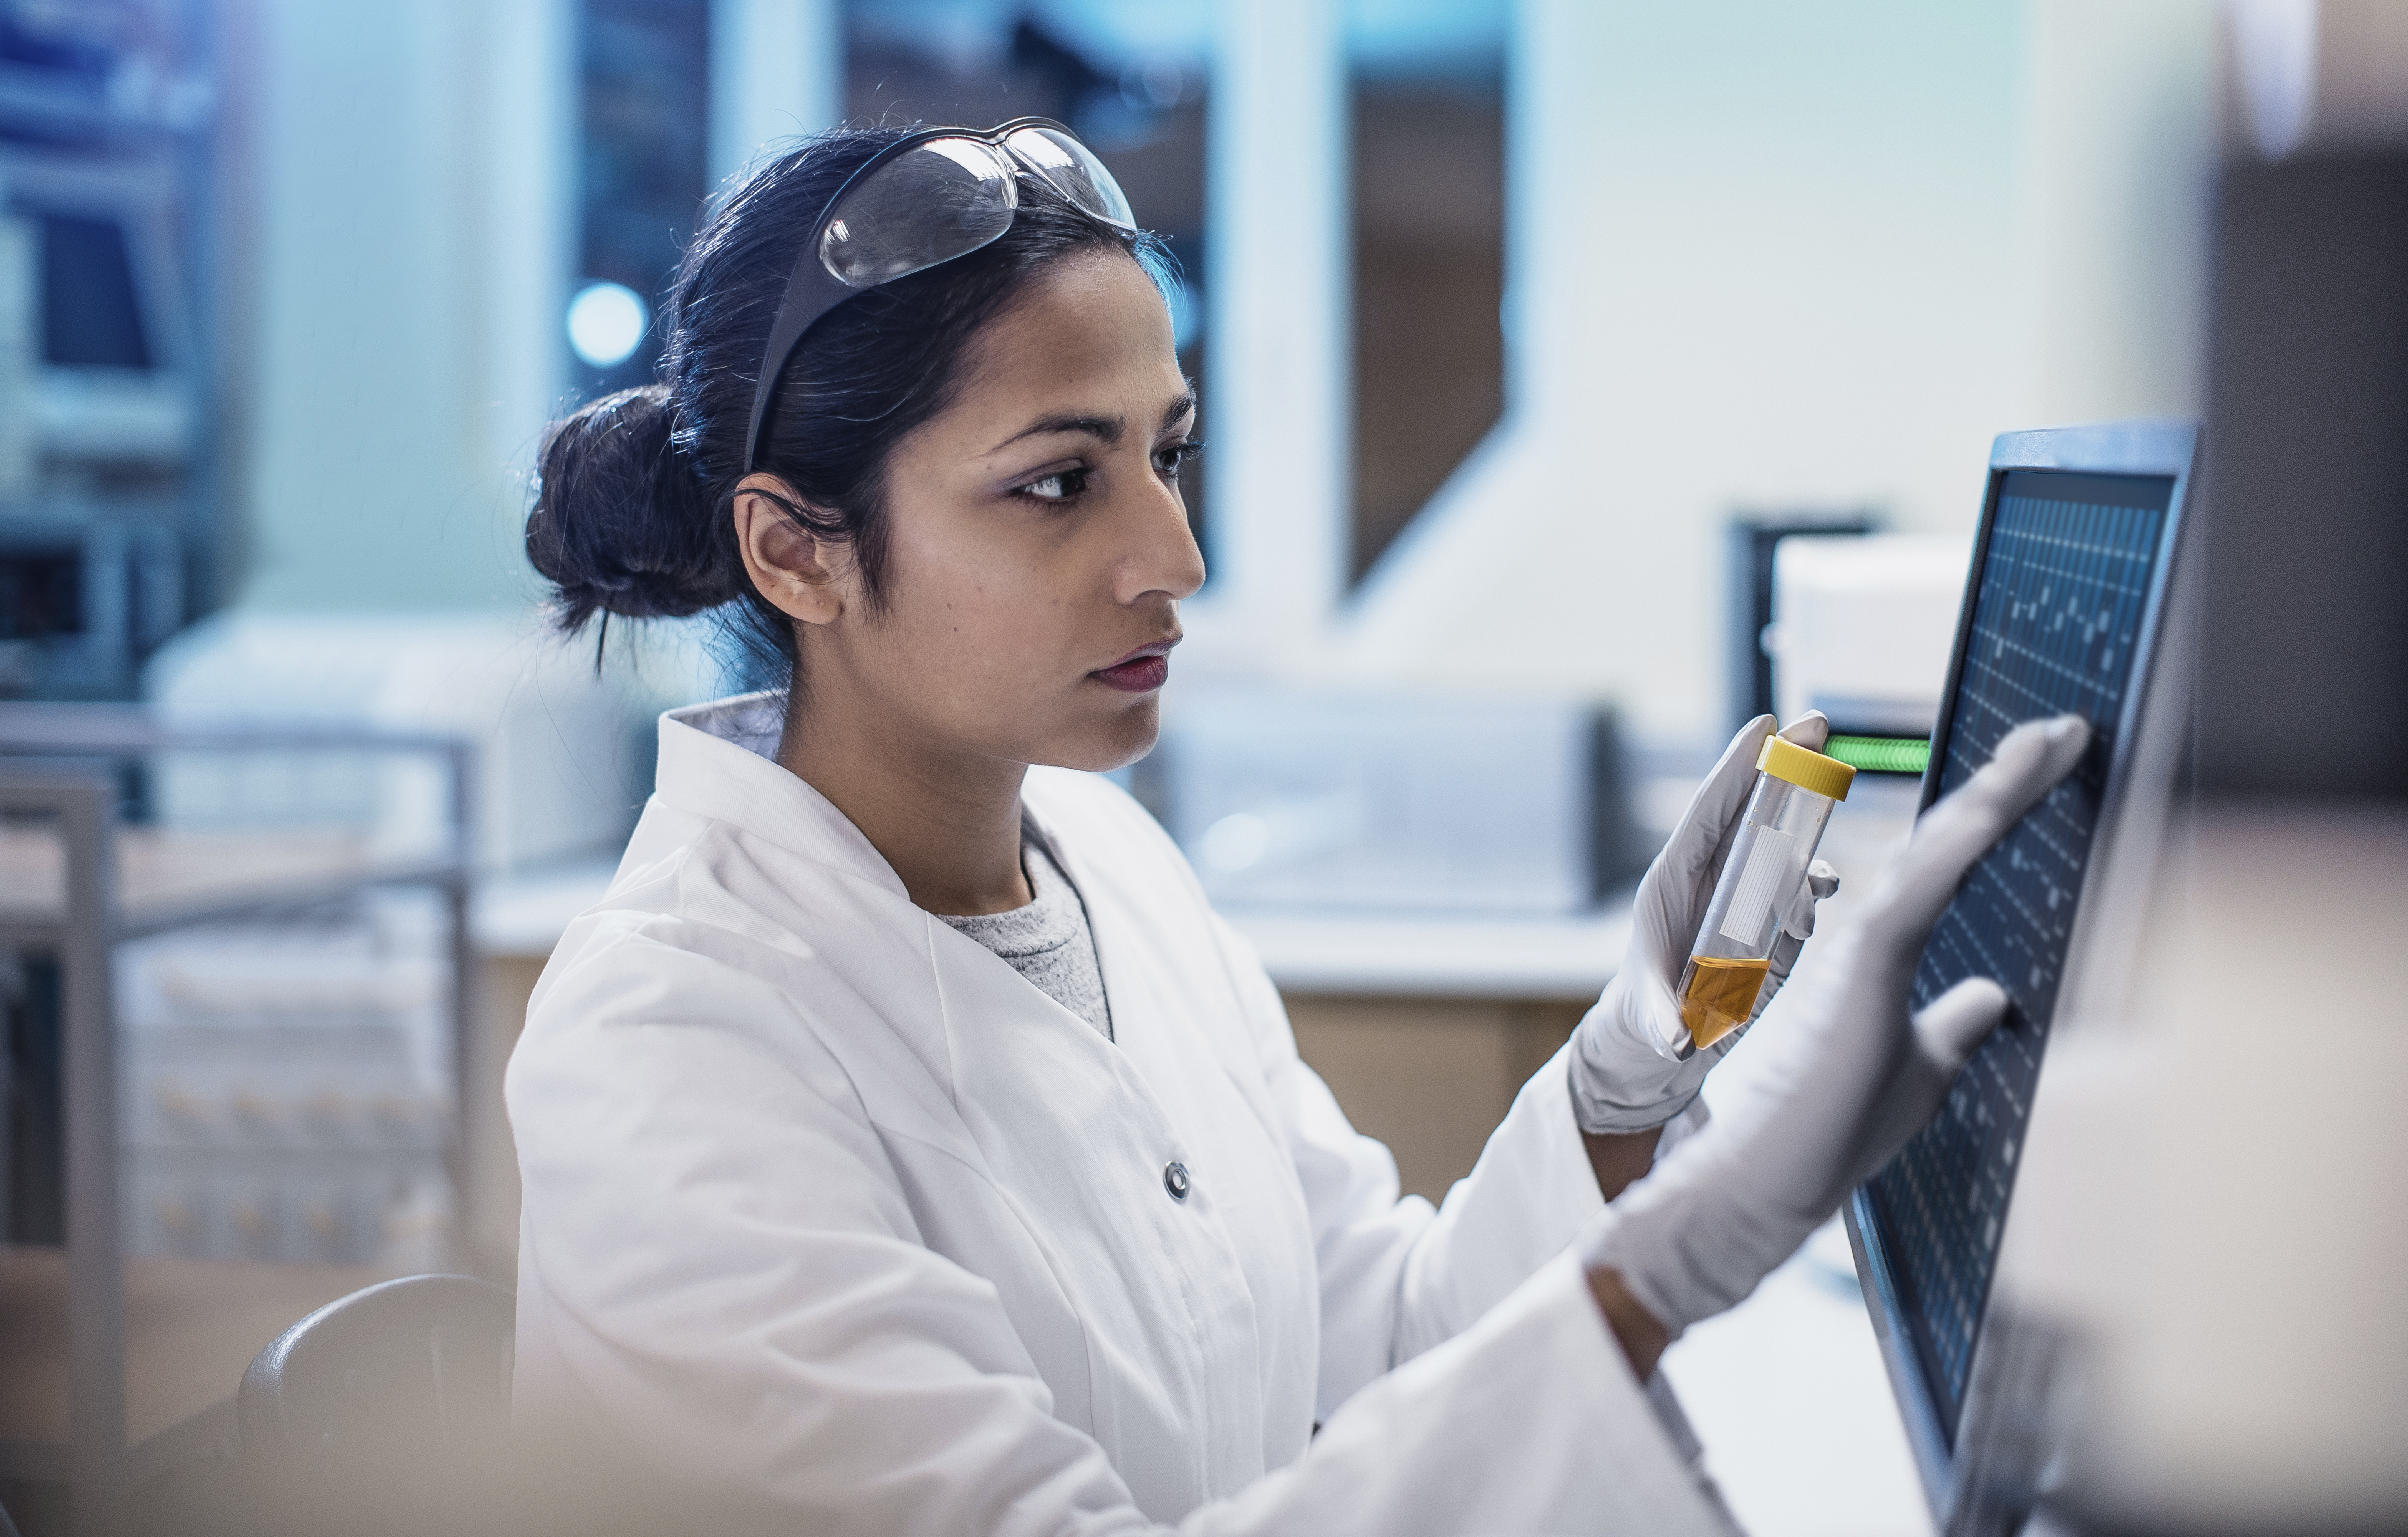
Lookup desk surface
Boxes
[475,856,1633,1001]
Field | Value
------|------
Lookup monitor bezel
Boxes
[1844,419,2199,1536]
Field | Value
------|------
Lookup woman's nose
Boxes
[1117,480,1207,605]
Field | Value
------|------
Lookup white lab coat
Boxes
[508,694,1730,1535]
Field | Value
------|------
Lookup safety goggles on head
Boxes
[744,117,1138,472]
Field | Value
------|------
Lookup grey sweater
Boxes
[935,834,1114,1042]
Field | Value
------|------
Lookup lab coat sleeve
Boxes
[512,924,1729,1536]
[1207,914,1610,1404]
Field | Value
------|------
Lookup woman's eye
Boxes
[1017,467,1088,502]
[1156,441,1204,481]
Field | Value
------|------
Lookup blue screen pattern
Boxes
[1865,470,2172,1439]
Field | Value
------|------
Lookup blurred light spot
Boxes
[1122,58,1183,109]
[567,281,648,368]
[1199,812,1269,872]
[2229,0,2319,159]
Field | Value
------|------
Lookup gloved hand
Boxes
[1583,714,2090,1337]
[1568,712,1842,1135]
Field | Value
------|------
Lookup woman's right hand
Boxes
[1580,714,2092,1351]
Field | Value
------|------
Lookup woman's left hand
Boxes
[1567,711,1839,1136]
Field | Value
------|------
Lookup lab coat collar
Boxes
[654,692,910,903]
[655,693,1145,1062]
[656,695,1190,1168]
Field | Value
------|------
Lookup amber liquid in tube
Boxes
[1678,954,1772,1051]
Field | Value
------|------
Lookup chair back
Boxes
[238,1272,514,1532]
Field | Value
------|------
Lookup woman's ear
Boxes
[732,474,853,627]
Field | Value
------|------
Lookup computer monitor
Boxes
[1845,421,2199,1536]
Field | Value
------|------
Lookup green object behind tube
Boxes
[1822,734,1931,775]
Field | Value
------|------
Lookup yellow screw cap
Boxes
[1757,735,1857,802]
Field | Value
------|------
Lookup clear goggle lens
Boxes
[817,127,1136,290]
[1003,125,1136,229]
[820,138,1018,289]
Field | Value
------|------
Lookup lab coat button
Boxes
[1163,1161,1190,1202]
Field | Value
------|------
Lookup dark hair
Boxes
[525,126,1173,686]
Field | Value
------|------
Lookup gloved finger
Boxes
[1835,977,2015,1199]
[1875,717,2088,934]
[1776,710,1830,752]
[1631,959,1699,1062]
[1910,976,2009,1071]
[1779,858,1841,941]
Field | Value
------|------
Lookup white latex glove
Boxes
[1583,714,2090,1336]
[1568,712,1842,1135]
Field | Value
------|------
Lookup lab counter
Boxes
[472,858,1633,1000]
[1225,904,1628,1000]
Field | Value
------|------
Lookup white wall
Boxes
[2010,0,2219,427]
[1334,0,2026,742]
[238,0,571,612]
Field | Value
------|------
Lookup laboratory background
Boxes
[0,0,2402,1534]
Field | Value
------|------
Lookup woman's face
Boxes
[755,249,1206,774]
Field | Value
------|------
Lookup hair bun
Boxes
[526,384,734,629]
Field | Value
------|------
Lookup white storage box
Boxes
[1765,533,1971,736]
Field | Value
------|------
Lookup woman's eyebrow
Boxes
[990,411,1122,453]
[987,389,1196,455]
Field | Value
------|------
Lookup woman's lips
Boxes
[1091,641,1175,694]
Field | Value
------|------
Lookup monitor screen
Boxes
[1860,467,2176,1440]
[40,211,154,369]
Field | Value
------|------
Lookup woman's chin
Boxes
[1040,697,1163,775]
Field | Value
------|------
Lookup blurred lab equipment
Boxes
[1143,687,1644,916]
[115,897,452,1270]
[143,613,687,874]
[0,2,222,705]
[1764,533,1971,738]
[0,521,183,699]
[1725,514,1876,734]
[0,705,472,1534]
[1819,733,1931,777]
[1673,736,1853,1054]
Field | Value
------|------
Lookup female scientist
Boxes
[509,123,2085,1534]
